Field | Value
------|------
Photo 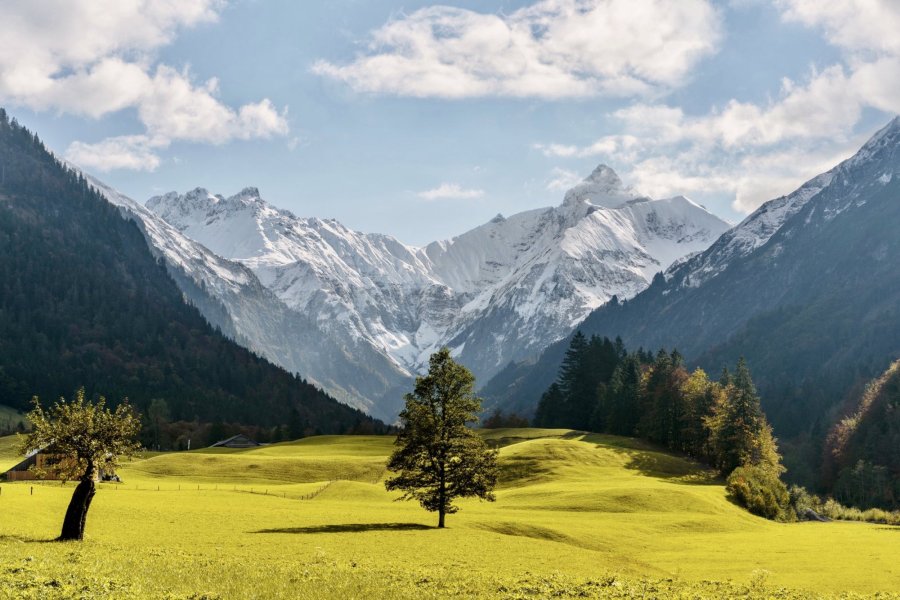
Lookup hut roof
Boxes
[210,434,262,448]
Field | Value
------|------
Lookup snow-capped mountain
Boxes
[665,115,900,290]
[484,116,900,421]
[89,177,413,420]
[140,164,728,419]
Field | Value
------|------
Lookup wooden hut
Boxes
[3,448,63,481]
[209,434,262,449]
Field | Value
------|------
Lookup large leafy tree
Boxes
[20,389,141,541]
[385,348,498,528]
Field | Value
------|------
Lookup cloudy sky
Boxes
[2,0,899,244]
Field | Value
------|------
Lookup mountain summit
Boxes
[132,165,728,419]
[563,164,645,209]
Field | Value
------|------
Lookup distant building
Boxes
[209,434,262,449]
[3,448,64,481]
[3,448,115,482]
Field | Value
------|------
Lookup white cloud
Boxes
[418,183,485,200]
[534,135,639,159]
[545,167,583,191]
[313,0,721,99]
[775,1,900,55]
[65,135,162,172]
[534,0,900,215]
[0,0,289,171]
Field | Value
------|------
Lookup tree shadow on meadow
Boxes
[580,433,721,486]
[0,534,58,544]
[251,523,434,535]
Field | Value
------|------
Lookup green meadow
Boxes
[1,429,898,599]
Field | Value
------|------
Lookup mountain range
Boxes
[0,109,380,435]
[485,117,900,484]
[99,165,728,421]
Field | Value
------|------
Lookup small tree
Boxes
[386,348,498,528]
[20,389,141,541]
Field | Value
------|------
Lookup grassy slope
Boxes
[0,433,21,472]
[0,429,898,599]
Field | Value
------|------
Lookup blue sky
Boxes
[2,1,899,244]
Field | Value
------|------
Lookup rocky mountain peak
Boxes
[563,164,645,210]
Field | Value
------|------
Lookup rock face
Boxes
[101,165,728,420]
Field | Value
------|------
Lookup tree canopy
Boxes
[20,388,141,540]
[385,348,498,528]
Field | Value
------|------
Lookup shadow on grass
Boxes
[580,433,721,485]
[251,523,434,535]
[0,534,58,544]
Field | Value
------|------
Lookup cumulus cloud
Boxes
[0,0,289,171]
[534,0,900,214]
[418,183,485,200]
[65,135,163,172]
[313,0,721,99]
[775,0,900,55]
[545,167,583,191]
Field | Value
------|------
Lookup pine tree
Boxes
[709,358,780,475]
[557,331,589,427]
[385,348,498,528]
[534,383,564,427]
[605,356,642,436]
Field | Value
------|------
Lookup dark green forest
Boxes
[535,332,789,518]
[0,109,385,437]
[824,361,900,509]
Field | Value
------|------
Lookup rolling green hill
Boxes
[1,430,898,599]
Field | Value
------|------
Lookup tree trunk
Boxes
[59,468,96,541]
[438,463,446,528]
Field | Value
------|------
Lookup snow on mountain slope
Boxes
[146,164,729,396]
[88,177,413,420]
[666,115,900,290]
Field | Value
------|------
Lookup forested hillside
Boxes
[0,109,383,435]
[825,361,900,509]
[485,118,900,487]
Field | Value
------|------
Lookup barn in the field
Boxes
[209,434,262,449]
[3,448,64,481]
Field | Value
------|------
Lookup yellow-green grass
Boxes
[0,432,23,472]
[0,430,898,599]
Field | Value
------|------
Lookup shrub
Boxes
[727,465,791,521]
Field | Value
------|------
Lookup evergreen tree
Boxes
[709,358,781,475]
[557,331,590,427]
[639,350,688,449]
[385,349,499,528]
[605,356,642,436]
[534,383,564,427]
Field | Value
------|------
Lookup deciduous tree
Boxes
[385,349,498,528]
[20,388,141,541]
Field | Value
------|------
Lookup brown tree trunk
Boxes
[59,467,96,541]
[438,464,446,528]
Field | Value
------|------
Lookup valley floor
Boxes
[0,430,898,599]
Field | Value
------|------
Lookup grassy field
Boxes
[0,429,898,599]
